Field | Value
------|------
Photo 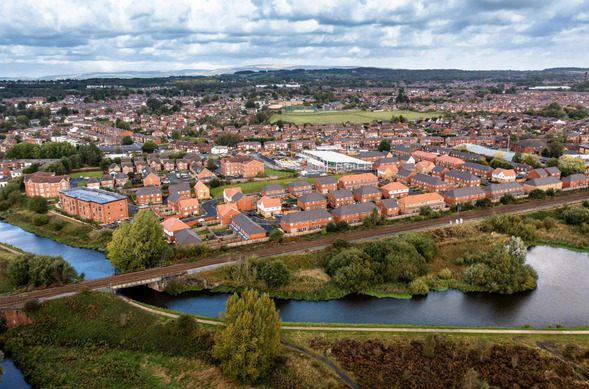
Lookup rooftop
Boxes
[60,187,126,204]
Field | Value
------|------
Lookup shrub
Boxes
[27,196,48,214]
[582,200,589,208]
[32,214,49,226]
[325,221,337,233]
[209,178,221,188]
[8,254,78,287]
[560,207,589,225]
[528,189,546,200]
[500,194,515,205]
[268,229,284,243]
[438,268,452,280]
[23,299,41,313]
[545,188,556,197]
[419,206,433,217]
[332,238,350,250]
[475,198,493,209]
[408,279,429,295]
[422,334,436,358]
[543,217,556,230]
[258,260,292,288]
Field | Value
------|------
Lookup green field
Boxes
[265,168,296,178]
[69,170,104,178]
[270,110,441,125]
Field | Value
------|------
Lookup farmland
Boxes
[270,110,441,125]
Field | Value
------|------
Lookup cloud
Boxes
[0,0,587,77]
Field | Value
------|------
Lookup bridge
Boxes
[0,192,587,309]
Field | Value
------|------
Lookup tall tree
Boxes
[213,289,281,383]
[106,210,168,272]
[378,139,391,152]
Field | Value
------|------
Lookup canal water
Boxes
[120,246,589,328]
[0,220,113,280]
[0,358,30,389]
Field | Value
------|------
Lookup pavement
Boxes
[202,197,221,218]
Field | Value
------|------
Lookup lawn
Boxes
[270,110,441,125]
[211,174,343,198]
[69,170,104,178]
[265,168,296,178]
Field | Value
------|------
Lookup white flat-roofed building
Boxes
[301,150,372,172]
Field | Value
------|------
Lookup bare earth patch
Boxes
[295,269,331,282]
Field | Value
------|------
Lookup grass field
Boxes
[270,110,441,125]
[210,174,343,198]
[265,168,296,178]
[69,170,104,178]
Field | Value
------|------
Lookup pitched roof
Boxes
[411,173,446,186]
[397,193,444,205]
[444,170,480,181]
[169,183,191,194]
[175,229,202,245]
[483,182,524,193]
[24,171,69,184]
[462,161,494,172]
[329,189,353,199]
[288,180,312,188]
[136,186,162,196]
[331,202,378,217]
[178,198,200,208]
[381,182,409,191]
[261,183,286,192]
[230,213,266,236]
[161,217,190,232]
[282,209,332,224]
[353,185,381,195]
[524,177,562,186]
[338,173,377,183]
[224,187,242,198]
[217,203,239,217]
[298,192,326,203]
[379,198,399,209]
[442,187,485,199]
[314,176,337,185]
[257,195,281,208]
[561,173,588,182]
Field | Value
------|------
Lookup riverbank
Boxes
[0,210,110,252]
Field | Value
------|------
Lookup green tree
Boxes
[142,140,158,153]
[171,130,181,140]
[378,139,391,152]
[216,132,241,147]
[28,196,48,214]
[549,139,564,158]
[78,143,102,166]
[258,260,291,287]
[528,189,546,200]
[16,115,30,127]
[39,116,50,127]
[521,153,541,168]
[209,178,221,188]
[121,135,134,145]
[100,158,111,170]
[557,155,585,176]
[106,210,168,272]
[213,289,281,383]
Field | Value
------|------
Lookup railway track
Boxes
[1,192,587,308]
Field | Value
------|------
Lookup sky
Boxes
[1,0,589,77]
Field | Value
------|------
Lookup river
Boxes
[120,246,589,328]
[0,220,113,280]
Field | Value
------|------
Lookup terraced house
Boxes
[377,198,400,216]
[136,186,162,205]
[353,185,382,203]
[331,202,380,224]
[280,209,333,233]
[230,213,266,241]
[523,177,563,192]
[314,176,338,194]
[442,187,486,205]
[327,189,354,208]
[461,162,494,179]
[397,193,445,214]
[483,182,525,200]
[297,192,327,211]
[380,182,409,199]
[338,173,378,190]
[288,180,314,197]
[443,170,481,187]
[561,174,589,190]
[261,183,288,198]
[410,173,447,193]
[58,187,128,224]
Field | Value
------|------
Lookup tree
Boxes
[378,139,391,152]
[40,116,50,127]
[216,132,241,147]
[549,139,564,158]
[209,178,221,188]
[171,130,181,140]
[557,155,585,176]
[100,158,111,170]
[213,289,281,383]
[528,189,546,200]
[16,115,30,127]
[258,260,291,287]
[106,210,168,272]
[28,196,48,214]
[512,152,522,163]
[78,143,102,166]
[121,135,134,145]
[142,140,158,153]
[521,153,541,168]
[206,158,217,171]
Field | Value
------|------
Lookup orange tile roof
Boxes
[381,182,409,191]
[338,173,377,183]
[217,203,239,216]
[397,193,444,205]
[161,217,190,232]
[224,187,242,198]
[178,198,200,208]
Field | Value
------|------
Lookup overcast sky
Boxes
[2,0,589,77]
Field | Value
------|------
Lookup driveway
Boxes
[202,197,221,218]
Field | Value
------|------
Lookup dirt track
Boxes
[0,192,587,309]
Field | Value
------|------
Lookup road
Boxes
[0,191,587,309]
[201,197,221,218]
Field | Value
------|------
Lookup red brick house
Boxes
[395,169,416,184]
[353,186,382,203]
[143,172,161,187]
[24,171,70,198]
[161,217,190,243]
[58,187,128,224]
[220,156,264,178]
[410,173,447,192]
[288,180,313,197]
[297,192,327,211]
[443,170,481,187]
[169,183,191,198]
[435,155,465,169]
[461,162,494,179]
[492,168,517,183]
[232,192,253,211]
[327,189,354,208]
[561,174,589,189]
[314,176,338,194]
[280,210,333,233]
[176,198,200,217]
[380,182,409,199]
[483,182,525,200]
[136,186,163,205]
[338,173,378,190]
[230,213,266,241]
[398,193,445,214]
[331,202,379,223]
[377,198,400,216]
[442,187,486,205]
[217,203,240,224]
[261,183,287,198]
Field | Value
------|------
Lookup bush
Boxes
[543,217,556,230]
[438,268,452,280]
[209,178,221,188]
[325,221,337,233]
[8,254,78,287]
[408,279,429,295]
[475,198,493,209]
[258,260,292,288]
[528,189,546,200]
[332,238,351,250]
[560,207,589,225]
[545,188,556,197]
[583,200,589,208]
[419,206,433,217]
[32,214,49,226]
[500,194,515,205]
[23,299,41,313]
[268,229,284,243]
[485,213,536,241]
[28,196,48,214]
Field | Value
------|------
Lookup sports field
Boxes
[270,110,441,125]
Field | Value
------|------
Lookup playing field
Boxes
[69,170,104,178]
[270,110,441,125]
